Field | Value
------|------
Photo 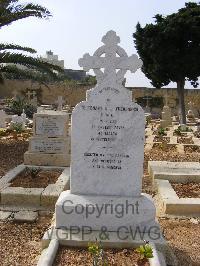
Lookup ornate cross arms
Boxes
[79,30,142,86]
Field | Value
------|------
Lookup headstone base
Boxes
[42,227,166,250]
[24,152,70,167]
[56,191,157,232]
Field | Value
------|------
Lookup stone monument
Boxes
[24,110,70,166]
[187,101,195,123]
[143,95,151,114]
[56,31,158,236]
[31,91,38,107]
[0,110,6,128]
[55,96,65,111]
[160,94,172,128]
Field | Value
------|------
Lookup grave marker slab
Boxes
[24,111,70,166]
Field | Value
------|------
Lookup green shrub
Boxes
[9,98,36,118]
[136,243,154,259]
[12,123,23,133]
[157,127,166,136]
[25,167,41,179]
[88,241,108,266]
[174,126,193,135]
[9,98,26,115]
[0,128,7,136]
[24,104,37,118]
[174,128,182,136]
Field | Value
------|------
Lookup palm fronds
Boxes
[0,43,36,53]
[0,0,51,28]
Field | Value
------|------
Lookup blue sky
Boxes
[0,0,199,88]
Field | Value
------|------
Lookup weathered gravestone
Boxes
[0,110,6,128]
[56,31,158,235]
[160,95,172,128]
[55,96,65,111]
[24,110,70,166]
[10,114,25,130]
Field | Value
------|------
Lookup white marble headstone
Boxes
[70,30,144,197]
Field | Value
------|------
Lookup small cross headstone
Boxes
[188,101,194,111]
[0,110,6,128]
[187,101,195,121]
[56,31,158,235]
[21,109,27,123]
[31,91,38,107]
[143,95,152,107]
[55,96,65,111]
[12,90,18,100]
[26,91,32,103]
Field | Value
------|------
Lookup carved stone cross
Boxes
[32,91,36,98]
[55,96,65,111]
[26,91,32,102]
[12,90,18,100]
[143,95,152,107]
[79,30,142,86]
[164,93,169,106]
[188,101,194,110]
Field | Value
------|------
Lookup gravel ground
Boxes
[11,169,62,188]
[0,139,199,265]
[152,143,177,152]
[185,146,200,153]
[54,247,150,266]
[159,218,200,266]
[0,215,52,266]
[0,139,28,178]
[177,137,194,144]
[171,182,200,198]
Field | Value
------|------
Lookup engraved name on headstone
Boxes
[35,116,65,137]
[30,138,67,153]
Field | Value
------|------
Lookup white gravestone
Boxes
[26,91,32,103]
[71,102,144,196]
[187,101,195,122]
[21,109,27,123]
[31,91,37,107]
[0,110,6,128]
[10,115,25,130]
[55,96,65,111]
[56,31,158,234]
[160,95,172,128]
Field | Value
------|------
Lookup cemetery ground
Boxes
[0,136,199,265]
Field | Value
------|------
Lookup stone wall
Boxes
[132,87,200,116]
[0,79,91,106]
[0,80,199,116]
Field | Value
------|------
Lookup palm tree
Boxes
[0,0,64,82]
